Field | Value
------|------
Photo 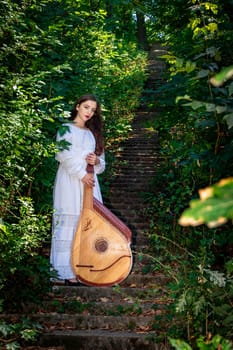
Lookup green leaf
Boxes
[20,328,38,341]
[203,269,226,287]
[216,105,227,114]
[0,321,10,337]
[183,100,205,110]
[176,95,192,104]
[196,69,209,79]
[205,103,216,112]
[210,66,233,87]
[6,342,20,350]
[223,113,233,129]
[179,178,233,228]
[228,82,233,96]
[169,338,192,350]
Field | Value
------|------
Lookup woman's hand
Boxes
[86,152,100,166]
[81,173,95,187]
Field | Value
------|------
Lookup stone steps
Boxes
[0,268,170,348]
[4,42,169,350]
[21,276,169,348]
[40,329,161,350]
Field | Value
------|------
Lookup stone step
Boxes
[109,177,155,184]
[109,177,156,185]
[117,152,158,157]
[132,232,151,243]
[108,184,153,191]
[111,167,157,175]
[105,200,147,210]
[104,202,148,212]
[48,271,167,291]
[121,132,158,138]
[114,156,158,163]
[39,329,162,350]
[107,209,149,219]
[120,140,157,147]
[106,216,147,226]
[109,183,155,190]
[115,155,158,161]
[49,286,163,302]
[26,313,163,332]
[39,292,167,316]
[111,164,156,171]
[114,167,157,173]
[120,160,159,167]
[105,213,147,225]
[119,137,158,145]
[108,187,148,194]
[108,184,154,192]
[113,165,157,172]
[108,198,151,206]
[107,194,152,203]
[118,136,158,141]
[112,159,157,165]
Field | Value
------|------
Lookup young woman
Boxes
[50,94,105,285]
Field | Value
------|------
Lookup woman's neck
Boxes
[74,116,86,129]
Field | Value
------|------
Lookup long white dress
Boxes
[50,123,105,280]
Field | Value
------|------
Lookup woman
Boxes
[50,94,105,285]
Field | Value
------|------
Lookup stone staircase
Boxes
[35,274,170,349]
[7,43,170,350]
[39,43,169,350]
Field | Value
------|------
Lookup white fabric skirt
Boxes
[50,171,103,280]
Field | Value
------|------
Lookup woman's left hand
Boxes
[86,152,99,165]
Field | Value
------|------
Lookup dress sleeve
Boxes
[55,127,87,180]
[94,152,106,175]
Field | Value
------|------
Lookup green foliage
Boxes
[169,259,233,338]
[0,198,51,310]
[170,334,233,350]
[0,318,42,349]
[0,0,147,320]
[178,65,233,229]
[141,0,233,345]
[179,178,233,228]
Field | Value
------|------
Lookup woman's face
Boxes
[76,100,97,124]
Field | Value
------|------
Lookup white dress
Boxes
[50,123,105,280]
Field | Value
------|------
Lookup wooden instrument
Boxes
[71,164,133,286]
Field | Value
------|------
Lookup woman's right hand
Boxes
[81,173,95,187]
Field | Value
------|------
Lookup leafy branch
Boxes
[179,177,233,228]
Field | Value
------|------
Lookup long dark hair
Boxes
[69,94,104,155]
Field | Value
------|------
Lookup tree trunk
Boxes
[105,0,113,19]
[136,11,149,51]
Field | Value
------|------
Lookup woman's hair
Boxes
[69,94,104,155]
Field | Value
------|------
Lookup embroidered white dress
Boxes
[50,124,105,280]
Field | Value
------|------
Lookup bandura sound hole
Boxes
[95,238,108,253]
